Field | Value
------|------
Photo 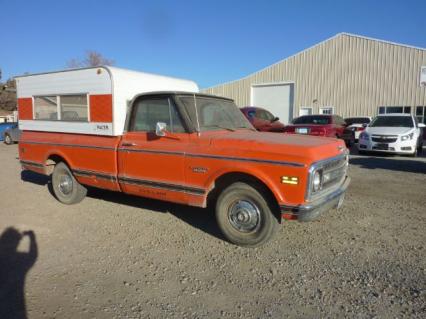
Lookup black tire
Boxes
[345,134,355,148]
[215,182,278,247]
[52,162,87,204]
[417,140,423,155]
[4,134,12,145]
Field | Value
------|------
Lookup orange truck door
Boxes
[117,95,196,204]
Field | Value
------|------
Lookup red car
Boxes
[240,106,285,132]
[283,114,355,146]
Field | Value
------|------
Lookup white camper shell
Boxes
[15,67,199,136]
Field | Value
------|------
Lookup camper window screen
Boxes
[60,95,88,121]
[34,96,59,120]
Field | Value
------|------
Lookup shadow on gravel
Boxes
[19,170,226,241]
[350,157,426,174]
[88,188,226,242]
[0,227,38,319]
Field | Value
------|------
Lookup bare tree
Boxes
[66,51,115,68]
[0,78,17,111]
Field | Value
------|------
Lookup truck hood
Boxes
[206,130,346,166]
[366,127,413,135]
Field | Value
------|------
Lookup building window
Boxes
[34,96,59,120]
[60,95,88,121]
[299,107,313,116]
[416,106,426,124]
[378,106,411,114]
[319,107,333,115]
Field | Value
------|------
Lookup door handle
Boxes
[122,142,137,147]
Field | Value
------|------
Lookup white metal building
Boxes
[203,33,426,124]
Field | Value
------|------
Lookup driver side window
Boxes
[130,97,185,133]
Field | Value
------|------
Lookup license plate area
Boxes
[375,143,389,150]
[296,128,309,134]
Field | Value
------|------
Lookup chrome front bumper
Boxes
[280,176,351,222]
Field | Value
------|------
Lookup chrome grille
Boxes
[307,154,348,201]
[372,135,398,143]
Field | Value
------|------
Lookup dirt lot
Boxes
[0,143,425,318]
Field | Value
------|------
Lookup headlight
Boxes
[400,133,414,141]
[359,132,370,140]
[312,170,323,192]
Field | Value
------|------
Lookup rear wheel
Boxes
[4,134,12,145]
[215,182,278,247]
[52,162,87,204]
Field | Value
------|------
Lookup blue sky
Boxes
[1,0,425,88]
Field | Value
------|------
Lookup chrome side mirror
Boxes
[155,122,167,137]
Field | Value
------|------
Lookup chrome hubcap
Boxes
[58,174,73,195]
[228,200,260,232]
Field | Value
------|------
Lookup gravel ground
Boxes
[0,143,425,318]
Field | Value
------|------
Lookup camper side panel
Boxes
[16,68,115,135]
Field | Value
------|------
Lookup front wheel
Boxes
[4,134,12,145]
[215,182,278,247]
[52,162,87,204]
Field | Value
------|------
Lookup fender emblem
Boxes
[191,167,208,173]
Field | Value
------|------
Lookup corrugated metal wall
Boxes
[203,33,426,118]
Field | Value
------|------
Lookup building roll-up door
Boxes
[251,83,294,124]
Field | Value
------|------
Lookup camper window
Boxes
[34,96,58,120]
[60,95,88,121]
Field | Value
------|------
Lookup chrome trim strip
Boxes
[185,153,305,167]
[22,140,116,151]
[118,176,205,195]
[23,141,304,167]
[72,169,117,182]
[20,160,44,168]
[118,148,184,156]
[119,147,304,167]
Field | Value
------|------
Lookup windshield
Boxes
[292,115,330,125]
[370,116,414,128]
[345,117,371,125]
[256,109,275,121]
[178,95,254,132]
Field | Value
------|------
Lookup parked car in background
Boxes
[358,114,424,157]
[283,115,355,147]
[344,116,372,141]
[240,106,285,132]
[0,122,17,142]
[3,124,21,144]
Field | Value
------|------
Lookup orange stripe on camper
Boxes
[90,94,113,122]
[18,98,33,120]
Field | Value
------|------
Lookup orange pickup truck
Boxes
[16,67,350,247]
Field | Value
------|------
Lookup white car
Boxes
[358,114,425,157]
[345,116,372,141]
